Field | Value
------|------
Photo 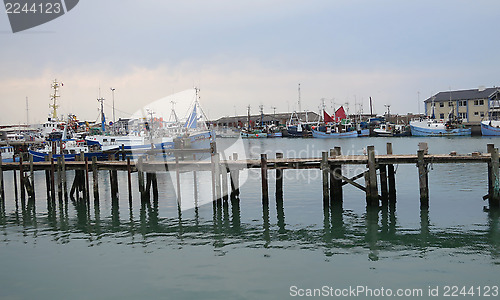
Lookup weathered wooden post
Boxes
[92,156,99,201]
[221,158,229,201]
[215,153,222,204]
[192,154,198,202]
[230,153,240,198]
[379,164,388,206]
[50,157,56,201]
[330,147,343,205]
[417,149,429,208]
[386,142,396,204]
[487,144,495,204]
[126,157,132,204]
[366,145,379,207]
[211,152,216,202]
[85,158,90,202]
[19,156,25,202]
[321,151,329,208]
[44,155,50,200]
[490,147,500,208]
[137,156,145,201]
[57,157,63,200]
[29,154,35,199]
[275,152,284,199]
[261,153,269,205]
[175,154,182,204]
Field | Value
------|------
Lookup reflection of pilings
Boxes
[0,155,4,202]
[365,207,379,261]
[262,197,270,244]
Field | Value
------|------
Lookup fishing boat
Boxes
[29,139,108,162]
[481,120,500,136]
[409,119,471,136]
[0,146,16,162]
[311,107,358,138]
[240,129,268,138]
[311,126,358,138]
[373,123,411,137]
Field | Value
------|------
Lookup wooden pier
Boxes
[0,143,499,211]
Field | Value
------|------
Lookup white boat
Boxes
[481,120,500,136]
[0,146,15,162]
[240,129,268,138]
[311,128,358,138]
[373,123,410,137]
[409,119,471,136]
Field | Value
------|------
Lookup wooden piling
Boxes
[221,159,228,200]
[85,158,90,202]
[417,149,429,208]
[127,157,132,204]
[230,153,240,197]
[275,153,283,199]
[57,157,63,200]
[379,164,388,205]
[261,154,269,204]
[175,154,181,203]
[192,154,198,202]
[330,147,343,205]
[19,156,25,202]
[366,145,379,207]
[29,154,35,199]
[137,156,145,200]
[386,143,396,203]
[490,147,500,208]
[214,153,222,203]
[321,152,329,207]
[92,156,99,201]
[44,156,50,200]
[50,157,56,201]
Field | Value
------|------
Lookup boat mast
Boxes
[369,96,373,117]
[298,83,302,117]
[49,79,61,120]
[97,96,105,132]
[247,105,251,130]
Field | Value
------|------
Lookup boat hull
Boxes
[29,149,108,162]
[410,125,471,136]
[481,121,500,136]
[311,129,358,138]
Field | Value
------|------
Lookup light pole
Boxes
[110,87,116,133]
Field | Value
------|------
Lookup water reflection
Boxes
[1,191,500,263]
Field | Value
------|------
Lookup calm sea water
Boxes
[1,137,499,299]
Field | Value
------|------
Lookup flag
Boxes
[335,106,347,122]
[323,110,334,123]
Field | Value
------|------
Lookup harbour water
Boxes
[1,137,499,299]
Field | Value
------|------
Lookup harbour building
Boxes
[424,87,500,124]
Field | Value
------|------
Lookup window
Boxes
[459,112,467,119]
[480,99,484,105]
[474,112,479,116]
[448,101,454,107]
[439,102,444,107]
[474,100,485,106]
[481,112,485,117]
[459,100,467,107]
[440,113,445,119]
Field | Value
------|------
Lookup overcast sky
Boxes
[1,0,499,124]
